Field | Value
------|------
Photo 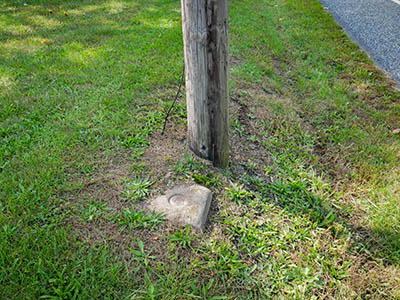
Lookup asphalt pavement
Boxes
[319,0,400,86]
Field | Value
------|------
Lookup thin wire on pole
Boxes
[161,63,185,135]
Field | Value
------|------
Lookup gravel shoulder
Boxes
[320,0,400,86]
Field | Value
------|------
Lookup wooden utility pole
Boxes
[181,0,229,168]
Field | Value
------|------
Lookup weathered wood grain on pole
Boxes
[206,0,229,168]
[181,0,210,160]
[181,0,229,168]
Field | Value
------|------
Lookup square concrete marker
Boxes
[148,185,212,232]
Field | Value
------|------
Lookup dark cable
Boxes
[161,63,185,135]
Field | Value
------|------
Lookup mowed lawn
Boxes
[1,0,400,299]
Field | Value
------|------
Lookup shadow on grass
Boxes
[229,90,400,267]
[0,2,184,298]
[0,0,183,160]
[0,1,181,47]
[262,179,400,265]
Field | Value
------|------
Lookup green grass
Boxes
[1,0,400,299]
[113,207,165,231]
[123,177,153,202]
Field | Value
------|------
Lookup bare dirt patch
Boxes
[65,114,204,264]
[141,121,189,197]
